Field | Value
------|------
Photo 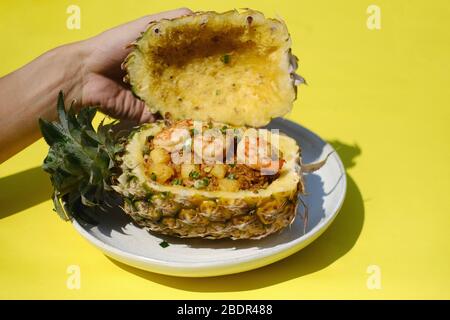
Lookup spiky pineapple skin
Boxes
[122,190,298,240]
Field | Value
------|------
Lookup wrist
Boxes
[49,41,90,111]
[0,40,91,162]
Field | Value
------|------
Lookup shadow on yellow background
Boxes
[0,166,52,219]
[108,140,364,291]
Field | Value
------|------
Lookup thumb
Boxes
[82,74,155,123]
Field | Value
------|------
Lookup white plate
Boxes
[72,118,346,277]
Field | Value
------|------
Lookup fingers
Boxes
[95,8,192,60]
[82,73,155,123]
[108,90,155,123]
[139,106,155,123]
[81,8,194,122]
[109,88,152,123]
[83,7,192,78]
[117,7,192,41]
[130,8,193,34]
[123,7,193,48]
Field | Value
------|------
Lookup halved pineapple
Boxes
[114,121,303,239]
[123,9,302,127]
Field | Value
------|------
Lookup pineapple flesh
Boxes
[123,9,301,127]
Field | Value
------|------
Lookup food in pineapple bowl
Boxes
[40,9,329,241]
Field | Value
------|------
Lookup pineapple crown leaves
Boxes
[39,91,124,221]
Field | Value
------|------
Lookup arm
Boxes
[0,8,191,163]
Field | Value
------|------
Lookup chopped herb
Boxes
[194,178,210,189]
[227,173,236,180]
[150,172,157,181]
[228,163,236,168]
[190,128,198,136]
[159,241,170,248]
[161,191,170,198]
[124,198,133,207]
[142,145,151,155]
[221,54,231,64]
[215,89,221,96]
[189,171,200,179]
[172,178,182,185]
[143,183,154,194]
[220,126,229,135]
[208,122,213,129]
[126,175,137,183]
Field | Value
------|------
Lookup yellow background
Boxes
[1,0,449,299]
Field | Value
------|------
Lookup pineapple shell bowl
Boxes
[123,9,302,127]
[115,121,302,240]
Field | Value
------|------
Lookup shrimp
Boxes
[193,128,233,164]
[153,120,192,152]
[236,131,285,175]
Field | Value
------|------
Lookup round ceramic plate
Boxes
[72,118,346,277]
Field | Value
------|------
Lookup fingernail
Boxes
[139,107,155,123]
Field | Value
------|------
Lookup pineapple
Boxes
[114,121,302,239]
[123,9,304,127]
[39,10,323,240]
[40,95,305,239]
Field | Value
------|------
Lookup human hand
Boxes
[78,8,191,123]
[0,8,191,162]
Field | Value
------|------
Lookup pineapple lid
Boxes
[123,9,303,128]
